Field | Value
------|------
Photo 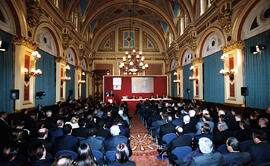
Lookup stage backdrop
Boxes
[103,76,167,104]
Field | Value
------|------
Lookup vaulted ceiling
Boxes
[65,0,196,50]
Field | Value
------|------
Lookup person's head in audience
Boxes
[183,115,190,125]
[175,112,180,119]
[217,121,228,132]
[218,110,225,117]
[198,137,213,154]
[46,110,52,118]
[166,115,173,123]
[78,119,86,128]
[118,107,125,116]
[1,143,19,162]
[28,142,46,161]
[202,109,209,115]
[175,126,183,135]
[202,115,211,122]
[37,128,49,140]
[189,110,196,118]
[63,124,72,135]
[75,143,98,166]
[57,119,64,128]
[239,119,250,130]
[226,137,240,152]
[10,129,24,142]
[218,114,228,122]
[250,111,260,120]
[0,112,7,119]
[52,154,73,166]
[252,130,267,144]
[110,125,121,136]
[201,123,211,134]
[235,113,242,122]
[70,116,79,124]
[115,143,130,163]
[258,117,268,128]
[266,107,270,114]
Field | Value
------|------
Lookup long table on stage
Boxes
[120,98,172,115]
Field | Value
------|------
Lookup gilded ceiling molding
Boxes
[62,28,72,50]
[217,2,232,34]
[26,0,42,28]
[13,36,38,50]
[188,30,197,51]
[221,40,245,53]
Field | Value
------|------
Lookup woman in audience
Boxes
[73,143,98,166]
[108,143,135,166]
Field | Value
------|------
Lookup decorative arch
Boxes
[197,27,226,58]
[181,49,193,66]
[0,0,16,35]
[35,27,57,56]
[201,32,225,58]
[170,58,177,71]
[81,58,87,71]
[66,47,77,66]
[33,21,62,57]
[240,0,270,40]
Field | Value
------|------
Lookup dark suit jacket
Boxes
[49,127,63,143]
[108,161,136,166]
[26,159,52,166]
[80,136,105,153]
[159,122,176,139]
[248,142,270,164]
[72,127,89,138]
[177,152,223,166]
[172,118,183,127]
[222,152,251,166]
[183,123,196,133]
[160,134,192,159]
[104,135,129,152]
[53,134,79,153]
[213,130,233,147]
[96,128,111,139]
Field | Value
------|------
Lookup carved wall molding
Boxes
[26,0,42,28]
[217,2,232,34]
[192,58,204,65]
[13,36,39,50]
[55,56,67,64]
[221,40,245,53]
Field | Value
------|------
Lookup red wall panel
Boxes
[104,76,167,104]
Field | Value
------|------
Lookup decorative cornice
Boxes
[13,36,38,50]
[192,58,204,65]
[55,56,67,64]
[26,0,42,27]
[217,2,232,34]
[221,40,245,53]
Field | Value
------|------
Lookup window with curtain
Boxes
[35,48,56,106]
[0,30,13,113]
[183,64,193,100]
[244,30,270,109]
[203,50,224,103]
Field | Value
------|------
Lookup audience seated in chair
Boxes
[73,143,98,166]
[108,143,135,166]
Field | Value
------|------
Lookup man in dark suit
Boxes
[49,119,64,143]
[183,115,196,133]
[80,127,105,153]
[0,112,10,144]
[172,112,183,127]
[222,137,251,166]
[72,119,89,138]
[159,115,176,144]
[33,128,53,154]
[104,125,131,156]
[176,137,223,166]
[27,142,52,166]
[248,130,270,164]
[213,121,233,147]
[53,124,79,153]
[95,120,111,139]
[159,126,192,160]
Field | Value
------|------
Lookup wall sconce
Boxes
[220,53,229,61]
[79,80,86,84]
[250,44,266,54]
[219,68,235,77]
[24,51,42,81]
[0,40,8,52]
[66,64,70,70]
[173,80,181,83]
[82,72,85,75]
[190,66,194,70]
[189,76,198,80]
[62,76,71,81]
[173,72,177,75]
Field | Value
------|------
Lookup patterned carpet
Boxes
[129,114,168,166]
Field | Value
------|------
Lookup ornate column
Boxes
[55,57,67,102]
[178,66,184,99]
[191,58,204,100]
[221,41,245,105]
[74,66,81,99]
[13,36,38,110]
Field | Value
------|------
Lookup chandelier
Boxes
[119,0,148,75]
[120,48,148,75]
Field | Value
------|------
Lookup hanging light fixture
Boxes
[119,0,148,75]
